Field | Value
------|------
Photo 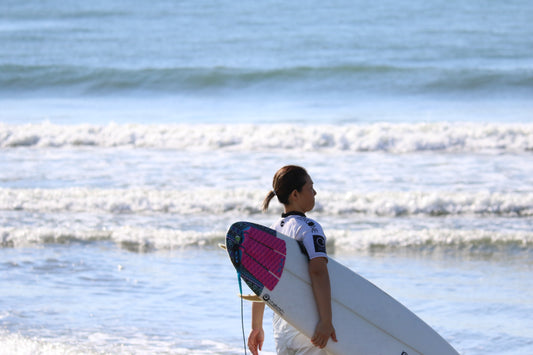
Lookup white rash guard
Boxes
[271,212,328,261]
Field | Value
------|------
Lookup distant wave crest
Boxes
[1,122,532,153]
[2,64,532,95]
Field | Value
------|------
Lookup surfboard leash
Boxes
[237,270,248,355]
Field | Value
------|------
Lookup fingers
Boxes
[248,339,259,355]
[248,329,264,355]
[331,328,338,343]
[248,338,258,355]
[311,333,327,348]
[311,336,326,348]
[311,324,337,349]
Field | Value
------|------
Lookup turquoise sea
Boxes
[1,0,532,354]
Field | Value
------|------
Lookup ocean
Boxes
[1,0,532,354]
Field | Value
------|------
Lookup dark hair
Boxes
[262,165,309,212]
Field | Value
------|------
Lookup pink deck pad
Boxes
[240,226,286,291]
[247,227,286,254]
[241,255,279,291]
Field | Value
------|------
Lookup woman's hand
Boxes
[311,319,337,348]
[248,328,265,355]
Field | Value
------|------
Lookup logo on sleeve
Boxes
[307,220,318,233]
[313,235,326,253]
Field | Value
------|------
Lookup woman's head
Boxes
[262,165,313,212]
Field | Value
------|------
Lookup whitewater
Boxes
[2,121,532,354]
[1,122,532,152]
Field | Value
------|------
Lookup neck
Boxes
[284,201,305,215]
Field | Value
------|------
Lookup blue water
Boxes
[1,0,532,354]
[2,0,533,124]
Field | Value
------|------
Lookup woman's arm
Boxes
[248,302,266,355]
[309,257,337,349]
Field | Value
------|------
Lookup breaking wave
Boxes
[2,226,532,253]
[1,188,532,217]
[1,122,532,153]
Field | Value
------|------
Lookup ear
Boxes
[289,189,300,202]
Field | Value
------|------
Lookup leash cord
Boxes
[237,271,247,355]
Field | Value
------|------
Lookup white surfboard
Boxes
[226,221,459,355]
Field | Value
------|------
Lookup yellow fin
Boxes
[239,294,263,302]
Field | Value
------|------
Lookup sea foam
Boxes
[0,331,101,355]
[2,226,532,252]
[1,188,532,217]
[1,122,532,152]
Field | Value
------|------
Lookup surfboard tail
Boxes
[226,221,287,296]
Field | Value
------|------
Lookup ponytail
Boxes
[262,190,276,212]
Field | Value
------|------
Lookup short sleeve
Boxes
[300,219,327,260]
